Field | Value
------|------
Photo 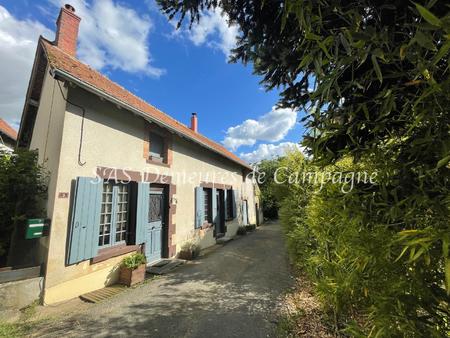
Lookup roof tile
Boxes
[0,119,18,141]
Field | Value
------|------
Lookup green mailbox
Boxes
[26,218,50,239]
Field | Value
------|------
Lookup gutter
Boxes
[51,68,252,170]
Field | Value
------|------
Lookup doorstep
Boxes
[146,259,185,275]
[79,285,126,303]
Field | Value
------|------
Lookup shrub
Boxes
[179,242,200,260]
[0,149,48,266]
[236,226,247,236]
[122,253,146,270]
[245,224,256,232]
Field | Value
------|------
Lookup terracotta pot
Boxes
[119,264,146,287]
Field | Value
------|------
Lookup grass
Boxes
[0,320,38,338]
[0,300,46,337]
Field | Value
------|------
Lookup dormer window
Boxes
[149,131,165,162]
[144,124,172,167]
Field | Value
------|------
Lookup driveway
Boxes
[32,222,292,338]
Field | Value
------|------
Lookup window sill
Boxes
[146,157,170,168]
[91,244,140,264]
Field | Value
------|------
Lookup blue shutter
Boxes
[212,188,217,225]
[232,189,238,219]
[136,182,150,245]
[67,177,102,265]
[195,187,204,228]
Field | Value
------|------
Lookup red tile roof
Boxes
[0,119,18,141]
[40,38,251,170]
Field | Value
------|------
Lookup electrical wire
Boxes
[56,80,86,166]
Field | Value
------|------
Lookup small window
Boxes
[99,181,129,247]
[203,188,212,223]
[149,132,165,161]
[226,189,233,219]
[149,193,163,222]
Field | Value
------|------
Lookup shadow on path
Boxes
[33,222,292,338]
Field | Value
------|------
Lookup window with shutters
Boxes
[203,188,212,224]
[149,131,165,162]
[99,181,129,247]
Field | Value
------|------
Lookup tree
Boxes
[255,158,282,219]
[157,0,450,335]
[0,150,47,266]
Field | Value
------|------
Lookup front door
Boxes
[145,189,164,263]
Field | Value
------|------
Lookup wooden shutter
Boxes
[136,182,150,245]
[67,177,103,265]
[232,189,238,219]
[195,187,204,228]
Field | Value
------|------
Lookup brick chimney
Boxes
[55,4,81,56]
[190,113,198,133]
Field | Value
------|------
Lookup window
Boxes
[149,193,163,222]
[99,182,129,247]
[149,131,165,162]
[203,188,212,224]
[226,189,233,219]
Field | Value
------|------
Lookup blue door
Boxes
[145,190,164,263]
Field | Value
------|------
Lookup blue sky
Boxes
[0,0,305,162]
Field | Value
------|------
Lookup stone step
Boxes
[79,285,126,303]
[147,259,185,275]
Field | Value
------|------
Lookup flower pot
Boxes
[119,263,146,287]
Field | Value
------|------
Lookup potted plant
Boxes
[237,226,247,235]
[245,224,256,232]
[178,242,200,260]
[119,253,147,287]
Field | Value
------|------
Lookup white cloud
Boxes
[223,106,298,151]
[51,0,164,77]
[175,9,238,58]
[239,142,304,164]
[0,6,53,127]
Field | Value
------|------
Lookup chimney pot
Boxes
[190,113,198,133]
[65,4,75,12]
[55,4,81,56]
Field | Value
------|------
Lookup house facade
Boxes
[17,4,262,304]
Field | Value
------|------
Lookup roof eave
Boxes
[51,68,252,170]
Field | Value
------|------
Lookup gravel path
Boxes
[32,222,292,338]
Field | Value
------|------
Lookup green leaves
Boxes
[415,3,442,27]
[371,55,383,83]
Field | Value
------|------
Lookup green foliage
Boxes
[179,241,200,259]
[157,0,450,335]
[122,253,147,270]
[0,149,47,265]
[275,151,450,336]
[245,224,256,232]
[237,225,247,235]
[256,158,282,218]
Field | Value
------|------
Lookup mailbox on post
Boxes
[25,218,50,239]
